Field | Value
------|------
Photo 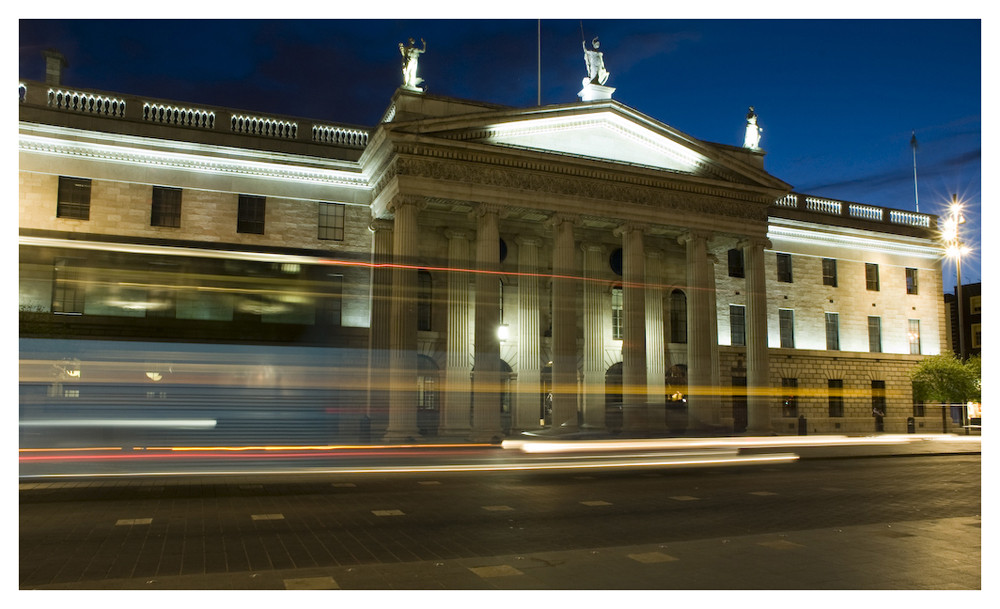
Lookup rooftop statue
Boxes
[744,106,763,149]
[399,38,426,90]
[582,37,610,86]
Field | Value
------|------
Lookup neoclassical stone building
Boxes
[19,49,948,444]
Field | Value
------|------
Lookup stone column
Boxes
[615,224,647,432]
[470,204,503,442]
[366,219,394,439]
[645,249,667,431]
[383,196,424,442]
[706,252,722,426]
[741,237,772,434]
[514,235,542,431]
[679,230,714,430]
[581,243,607,429]
[548,214,579,432]
[439,229,473,437]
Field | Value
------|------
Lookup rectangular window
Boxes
[729,304,746,346]
[237,194,266,234]
[781,378,798,418]
[318,202,345,240]
[611,286,623,340]
[779,308,795,349]
[57,176,91,220]
[151,186,182,228]
[777,253,793,283]
[972,323,981,349]
[728,248,744,278]
[828,379,844,417]
[905,268,918,295]
[866,263,880,291]
[908,319,921,355]
[871,380,886,417]
[825,312,840,351]
[868,316,882,353]
[822,258,838,287]
[913,400,925,418]
[970,295,981,315]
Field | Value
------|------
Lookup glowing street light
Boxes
[941,194,970,359]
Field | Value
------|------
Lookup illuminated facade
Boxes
[19,51,948,442]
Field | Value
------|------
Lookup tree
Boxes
[909,354,980,404]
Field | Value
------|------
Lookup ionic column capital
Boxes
[737,236,772,251]
[545,213,581,230]
[515,234,543,247]
[470,202,509,220]
[677,229,713,246]
[386,194,427,215]
[445,228,472,241]
[369,218,394,233]
[613,222,646,238]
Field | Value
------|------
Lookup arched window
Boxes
[610,283,623,340]
[670,289,687,344]
[417,270,432,331]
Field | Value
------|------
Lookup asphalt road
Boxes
[19,452,981,590]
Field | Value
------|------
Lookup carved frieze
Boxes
[376,155,770,222]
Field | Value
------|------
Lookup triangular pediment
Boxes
[473,110,713,175]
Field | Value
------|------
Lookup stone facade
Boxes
[18,67,947,440]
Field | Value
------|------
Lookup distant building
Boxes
[18,48,949,443]
[944,282,981,358]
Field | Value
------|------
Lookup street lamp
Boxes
[941,194,972,434]
[941,194,970,359]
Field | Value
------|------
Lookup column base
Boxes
[381,428,420,443]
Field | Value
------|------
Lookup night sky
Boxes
[18,17,983,290]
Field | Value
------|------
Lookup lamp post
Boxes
[941,193,971,433]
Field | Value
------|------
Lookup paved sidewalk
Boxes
[28,515,980,590]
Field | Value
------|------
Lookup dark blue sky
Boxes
[18,19,982,290]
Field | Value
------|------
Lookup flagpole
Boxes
[911,130,920,213]
[537,19,541,106]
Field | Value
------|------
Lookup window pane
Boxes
[905,268,918,295]
[611,285,623,340]
[822,258,837,287]
[318,202,346,240]
[777,253,793,283]
[57,176,91,220]
[730,304,745,346]
[866,263,880,291]
[728,249,744,278]
[237,195,266,234]
[868,316,882,352]
[781,378,798,417]
[828,379,844,417]
[908,319,921,355]
[825,312,840,350]
[779,309,794,348]
[151,186,182,228]
[670,290,687,343]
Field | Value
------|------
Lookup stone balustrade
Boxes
[19,79,369,149]
[775,193,935,230]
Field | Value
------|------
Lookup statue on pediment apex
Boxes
[582,37,610,86]
[744,106,763,149]
[399,38,426,90]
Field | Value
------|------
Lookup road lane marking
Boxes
[749,491,778,496]
[284,576,339,589]
[580,500,613,506]
[332,482,356,488]
[372,509,405,516]
[469,565,524,578]
[115,518,152,526]
[628,552,678,564]
[669,495,700,501]
[482,505,514,511]
[251,513,284,521]
[758,539,805,550]
[418,481,441,485]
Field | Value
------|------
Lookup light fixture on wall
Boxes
[497,324,510,341]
